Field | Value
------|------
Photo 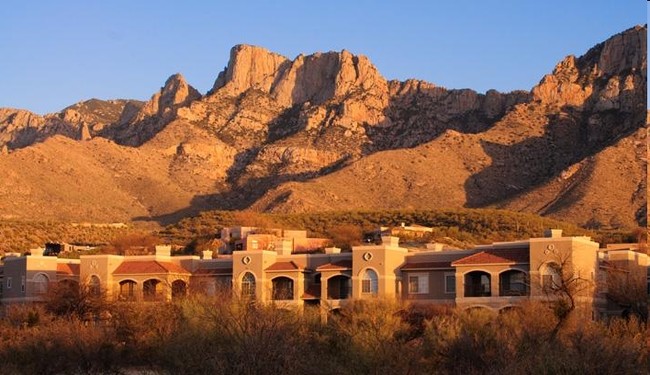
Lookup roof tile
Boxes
[57,263,80,275]
[452,248,529,266]
[265,261,304,272]
[113,261,190,275]
[316,260,352,271]
[400,261,452,270]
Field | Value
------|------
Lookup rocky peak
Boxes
[211,45,388,108]
[532,25,646,107]
[142,73,201,118]
[212,44,289,96]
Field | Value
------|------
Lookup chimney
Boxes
[30,248,45,257]
[544,229,563,238]
[155,245,171,257]
[275,239,293,256]
[202,250,213,260]
[325,247,341,254]
[426,243,444,251]
[381,236,400,248]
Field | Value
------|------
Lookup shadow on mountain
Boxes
[464,100,642,210]
[135,155,351,226]
[364,88,531,154]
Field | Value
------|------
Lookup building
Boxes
[0,228,647,320]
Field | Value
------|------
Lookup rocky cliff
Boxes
[0,25,645,229]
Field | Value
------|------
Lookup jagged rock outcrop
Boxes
[0,99,143,150]
[0,25,644,229]
[101,74,201,146]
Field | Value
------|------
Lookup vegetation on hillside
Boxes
[1,208,641,256]
[0,221,151,254]
[160,208,641,251]
[0,294,646,374]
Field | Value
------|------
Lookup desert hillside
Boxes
[0,25,645,229]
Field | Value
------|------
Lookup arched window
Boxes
[241,272,256,299]
[89,275,101,296]
[541,262,562,292]
[119,280,137,301]
[33,273,49,295]
[464,271,491,297]
[272,277,294,300]
[361,269,378,295]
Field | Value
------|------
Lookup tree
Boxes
[538,252,594,338]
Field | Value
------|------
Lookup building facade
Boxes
[1,227,647,319]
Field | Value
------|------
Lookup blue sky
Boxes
[0,1,645,114]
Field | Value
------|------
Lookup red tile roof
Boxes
[57,263,80,275]
[301,284,321,299]
[194,268,233,276]
[113,261,190,275]
[265,261,304,272]
[400,261,452,270]
[452,248,529,266]
[316,260,352,271]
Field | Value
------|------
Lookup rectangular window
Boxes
[445,273,456,294]
[6,277,11,289]
[362,279,371,294]
[21,276,25,293]
[408,273,429,294]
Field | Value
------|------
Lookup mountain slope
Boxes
[0,25,645,228]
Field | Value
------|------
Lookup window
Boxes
[33,273,49,295]
[541,263,561,292]
[7,277,12,289]
[445,273,456,294]
[361,269,378,295]
[241,272,256,299]
[251,240,258,250]
[89,275,101,296]
[408,273,429,294]
[21,276,25,293]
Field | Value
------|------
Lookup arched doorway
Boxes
[119,280,137,301]
[272,277,294,300]
[172,280,187,300]
[327,275,351,299]
[143,279,162,301]
[499,270,529,296]
[464,271,491,297]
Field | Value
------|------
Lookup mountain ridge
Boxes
[0,25,645,229]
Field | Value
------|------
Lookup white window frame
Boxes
[444,273,456,294]
[407,273,429,294]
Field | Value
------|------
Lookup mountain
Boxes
[0,25,645,229]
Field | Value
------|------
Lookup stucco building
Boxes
[1,227,647,319]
